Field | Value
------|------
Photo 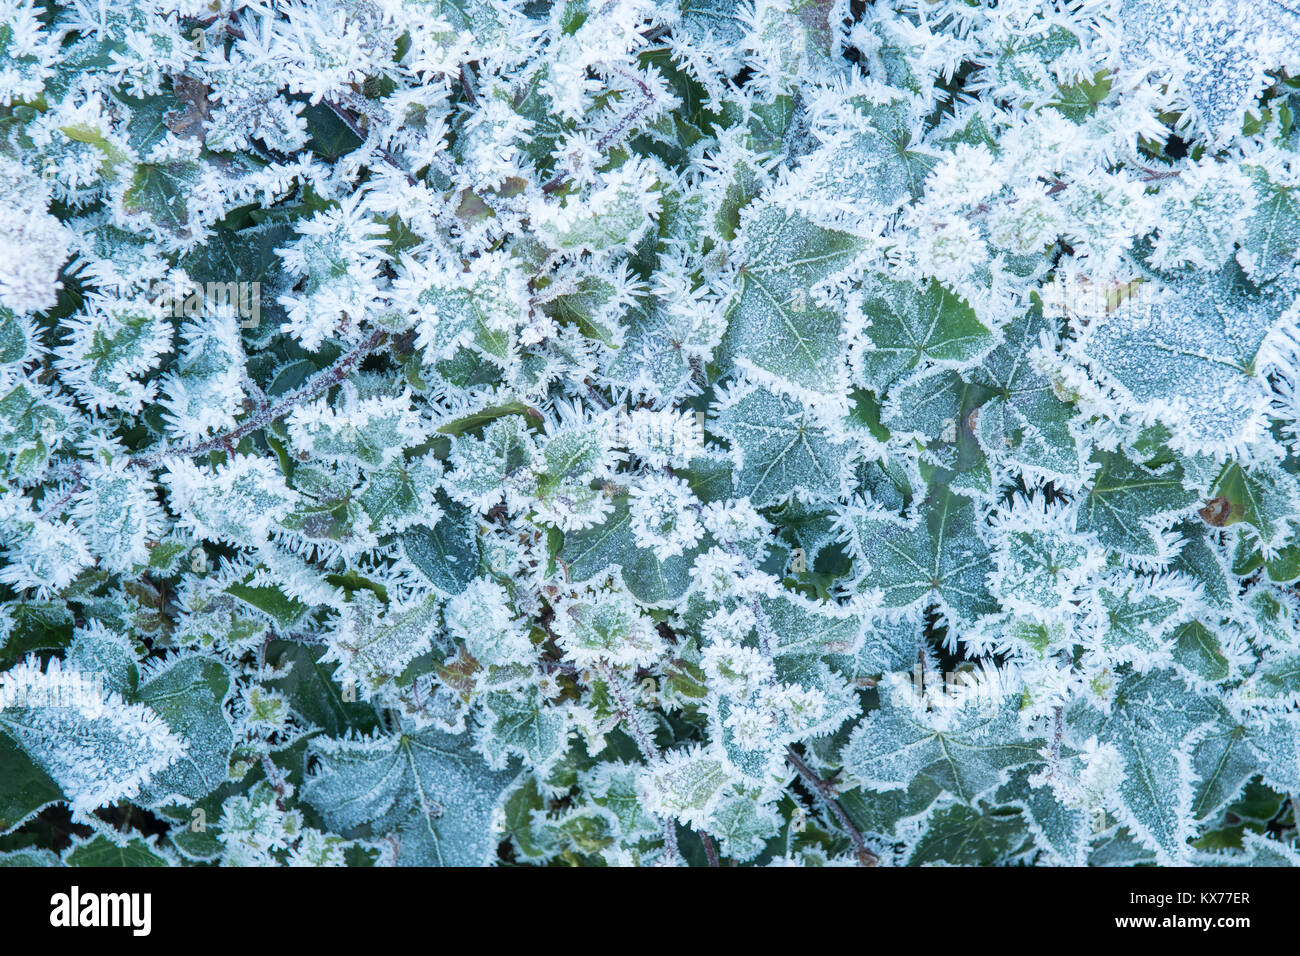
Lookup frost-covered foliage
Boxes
[4,0,1300,869]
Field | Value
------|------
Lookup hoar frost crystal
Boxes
[1,0,1300,867]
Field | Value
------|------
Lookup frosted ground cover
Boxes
[1,0,1300,866]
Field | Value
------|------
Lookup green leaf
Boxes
[401,495,481,596]
[853,277,994,393]
[0,734,63,834]
[303,729,517,867]
[724,203,863,394]
[135,655,235,806]
[713,383,852,507]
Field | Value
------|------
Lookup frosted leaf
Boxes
[1170,621,1233,685]
[359,455,445,535]
[551,582,663,668]
[1208,460,1300,558]
[1071,266,1298,456]
[303,728,517,867]
[0,656,186,812]
[0,377,75,481]
[850,277,994,394]
[713,382,853,508]
[640,744,735,828]
[442,415,538,513]
[834,606,926,678]
[998,767,1089,867]
[1068,670,1223,863]
[164,455,299,548]
[1075,449,1199,564]
[754,591,863,661]
[68,460,165,573]
[988,498,1102,621]
[840,482,998,621]
[1148,161,1257,271]
[707,792,781,862]
[1238,648,1300,709]
[1090,573,1196,667]
[323,592,439,700]
[533,159,662,253]
[560,496,700,606]
[724,202,864,395]
[158,308,246,443]
[1237,164,1300,283]
[906,802,1032,865]
[66,622,138,697]
[1251,715,1300,796]
[842,675,1042,802]
[1189,715,1259,823]
[287,389,429,470]
[476,687,569,774]
[628,473,703,557]
[444,578,533,670]
[1238,830,1300,866]
[604,288,727,403]
[393,251,525,366]
[134,654,235,807]
[581,761,662,846]
[1119,0,1300,144]
[53,295,171,414]
[965,306,1088,484]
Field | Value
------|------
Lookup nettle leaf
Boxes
[723,202,863,395]
[303,729,517,867]
[0,734,63,834]
[851,277,995,394]
[0,657,186,812]
[1071,266,1297,455]
[842,481,998,620]
[63,833,170,867]
[713,382,853,507]
[907,803,1031,865]
[134,655,235,806]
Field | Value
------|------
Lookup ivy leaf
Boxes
[842,481,998,620]
[713,382,853,507]
[843,679,1042,803]
[966,306,1088,483]
[852,277,994,394]
[724,203,863,395]
[1076,449,1199,564]
[1069,670,1222,863]
[134,655,235,807]
[1071,265,1295,456]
